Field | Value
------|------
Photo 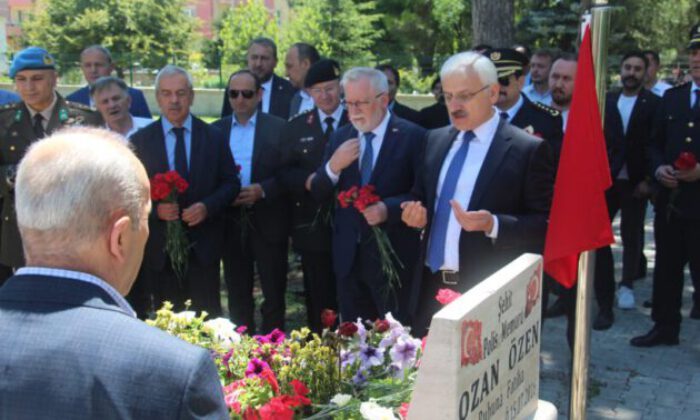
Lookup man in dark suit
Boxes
[487,48,564,159]
[592,51,660,330]
[280,59,348,332]
[376,64,421,124]
[221,37,296,119]
[309,67,425,323]
[0,127,227,418]
[130,65,239,318]
[66,45,152,118]
[401,51,555,337]
[418,76,450,129]
[286,42,321,116]
[631,25,700,347]
[212,70,288,333]
[0,47,102,285]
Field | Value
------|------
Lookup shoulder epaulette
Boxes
[667,81,690,91]
[288,108,314,122]
[65,100,96,112]
[0,102,20,112]
[532,101,560,117]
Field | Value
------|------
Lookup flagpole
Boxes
[569,1,611,419]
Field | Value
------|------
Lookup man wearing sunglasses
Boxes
[279,59,349,332]
[212,70,288,333]
[400,51,556,337]
[487,48,564,160]
[309,67,426,324]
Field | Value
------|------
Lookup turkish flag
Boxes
[543,25,614,288]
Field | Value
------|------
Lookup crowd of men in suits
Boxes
[0,23,699,351]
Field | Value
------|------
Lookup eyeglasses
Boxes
[498,77,511,87]
[341,92,385,110]
[309,86,338,96]
[443,85,490,105]
[229,89,256,99]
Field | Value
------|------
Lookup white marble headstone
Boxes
[408,253,545,420]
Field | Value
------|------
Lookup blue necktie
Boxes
[426,131,476,273]
[360,132,375,185]
[173,127,189,181]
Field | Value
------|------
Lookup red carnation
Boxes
[320,309,337,329]
[674,151,697,171]
[338,321,358,337]
[259,368,280,394]
[374,319,390,333]
[399,402,410,419]
[289,379,311,405]
[258,397,294,420]
[435,288,462,305]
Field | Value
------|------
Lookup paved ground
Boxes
[539,209,700,419]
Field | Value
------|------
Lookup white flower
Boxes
[174,310,197,322]
[360,401,399,420]
[330,393,353,407]
[204,317,241,344]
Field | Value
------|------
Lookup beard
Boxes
[622,75,642,91]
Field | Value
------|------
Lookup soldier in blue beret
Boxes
[0,47,102,284]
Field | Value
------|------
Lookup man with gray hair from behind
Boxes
[400,51,555,336]
[0,127,228,418]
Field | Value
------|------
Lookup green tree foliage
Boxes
[282,0,383,67]
[21,0,196,73]
[219,0,280,69]
[515,0,581,51]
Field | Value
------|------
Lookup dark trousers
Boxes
[223,212,288,333]
[337,246,398,324]
[0,263,13,287]
[595,180,647,312]
[300,249,336,332]
[145,254,221,317]
[651,213,700,332]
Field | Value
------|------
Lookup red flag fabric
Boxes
[543,25,614,288]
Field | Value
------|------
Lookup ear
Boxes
[108,215,131,263]
[488,83,500,105]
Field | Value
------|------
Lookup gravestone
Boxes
[408,253,557,420]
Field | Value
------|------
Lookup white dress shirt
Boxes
[500,95,524,122]
[299,90,315,114]
[430,111,501,271]
[325,110,391,184]
[690,81,700,108]
[317,105,345,132]
[522,84,552,105]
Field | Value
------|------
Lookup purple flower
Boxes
[352,368,368,386]
[340,349,358,371]
[268,328,285,344]
[359,344,384,369]
[389,335,420,369]
[245,358,270,378]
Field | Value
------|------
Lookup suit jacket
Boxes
[288,90,303,117]
[417,101,450,129]
[0,274,227,419]
[604,89,659,184]
[310,114,426,281]
[67,85,152,118]
[0,94,102,267]
[131,116,239,270]
[221,74,297,120]
[510,95,564,160]
[279,108,349,252]
[212,112,289,243]
[408,120,555,310]
[649,82,700,219]
[392,101,421,125]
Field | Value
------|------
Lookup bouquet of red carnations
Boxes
[151,170,190,282]
[337,185,404,296]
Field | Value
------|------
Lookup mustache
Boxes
[622,75,641,84]
[450,110,467,119]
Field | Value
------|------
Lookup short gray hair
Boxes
[440,51,498,86]
[15,127,148,246]
[89,76,128,98]
[340,67,389,95]
[81,45,113,63]
[155,65,193,92]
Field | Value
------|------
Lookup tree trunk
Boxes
[472,0,515,48]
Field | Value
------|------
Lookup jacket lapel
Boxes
[468,120,512,210]
[152,119,170,175]
[188,116,204,190]
[427,127,460,211]
[369,115,400,184]
[251,114,265,182]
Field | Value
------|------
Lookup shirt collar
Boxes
[300,89,311,100]
[261,78,273,91]
[162,114,192,134]
[692,81,700,93]
[471,109,500,145]
[317,105,344,123]
[501,94,524,119]
[365,109,391,140]
[15,266,136,318]
[233,111,257,127]
[26,93,58,122]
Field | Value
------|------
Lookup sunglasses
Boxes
[498,77,511,87]
[228,89,256,99]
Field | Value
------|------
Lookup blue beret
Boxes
[10,47,56,78]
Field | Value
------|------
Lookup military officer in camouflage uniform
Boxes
[279,59,348,332]
[0,47,101,281]
[486,48,564,159]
